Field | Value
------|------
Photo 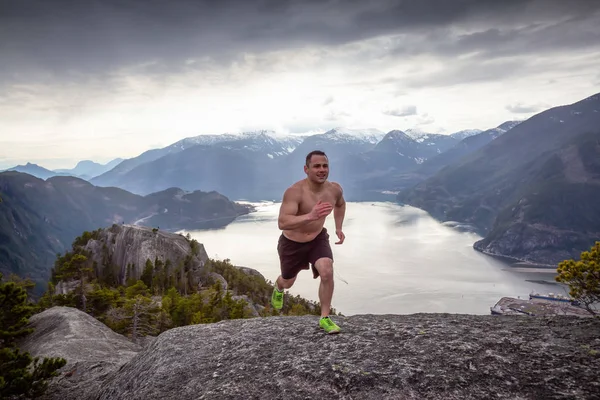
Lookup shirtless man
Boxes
[271,150,346,334]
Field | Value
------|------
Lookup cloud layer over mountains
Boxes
[1,0,598,169]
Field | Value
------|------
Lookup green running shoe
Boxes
[319,316,341,334]
[271,287,283,310]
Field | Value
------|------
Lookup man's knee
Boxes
[315,258,334,282]
[278,275,296,289]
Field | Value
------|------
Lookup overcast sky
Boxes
[1,0,600,169]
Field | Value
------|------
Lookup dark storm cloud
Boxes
[389,11,600,61]
[1,0,599,86]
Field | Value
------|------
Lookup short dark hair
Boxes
[305,150,327,166]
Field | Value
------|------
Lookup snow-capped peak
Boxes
[404,128,432,140]
[450,129,483,140]
[496,121,522,132]
[323,127,386,144]
[404,129,449,143]
[236,129,276,137]
[383,130,413,141]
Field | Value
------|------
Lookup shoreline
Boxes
[473,246,557,269]
[504,267,557,274]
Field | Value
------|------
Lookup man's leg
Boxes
[271,274,296,310]
[273,234,307,310]
[314,257,340,334]
[309,231,340,334]
[313,258,334,317]
[276,274,297,290]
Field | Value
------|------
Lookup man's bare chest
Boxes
[298,191,337,213]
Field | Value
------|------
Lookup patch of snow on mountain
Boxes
[405,128,431,140]
[485,128,504,139]
[325,127,386,143]
[496,121,522,132]
[450,129,483,140]
[167,130,308,159]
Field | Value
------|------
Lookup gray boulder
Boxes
[233,265,266,281]
[20,307,600,399]
[17,306,141,400]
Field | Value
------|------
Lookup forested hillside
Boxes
[38,227,334,342]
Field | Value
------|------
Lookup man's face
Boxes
[304,155,329,183]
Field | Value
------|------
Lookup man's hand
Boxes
[308,200,333,221]
[335,229,345,245]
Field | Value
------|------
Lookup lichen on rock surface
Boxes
[19,306,600,400]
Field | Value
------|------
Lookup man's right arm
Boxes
[278,188,312,230]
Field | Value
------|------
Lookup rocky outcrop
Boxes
[19,306,600,400]
[232,294,262,317]
[208,272,228,290]
[17,306,142,400]
[491,297,592,317]
[84,224,209,284]
[233,265,266,281]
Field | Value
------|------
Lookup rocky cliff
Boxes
[19,306,600,400]
[82,224,209,286]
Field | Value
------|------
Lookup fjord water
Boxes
[186,202,561,315]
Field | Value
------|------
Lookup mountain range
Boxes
[0,171,251,292]
[2,92,599,279]
[80,126,490,201]
[398,93,600,265]
[2,158,123,181]
[54,158,124,180]
[5,125,493,200]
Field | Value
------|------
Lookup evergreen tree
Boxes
[0,275,35,347]
[125,263,137,287]
[152,259,167,296]
[86,285,121,317]
[125,280,151,299]
[141,259,154,289]
[55,254,93,312]
[105,295,159,343]
[0,273,66,398]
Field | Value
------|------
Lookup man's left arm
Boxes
[333,183,346,244]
